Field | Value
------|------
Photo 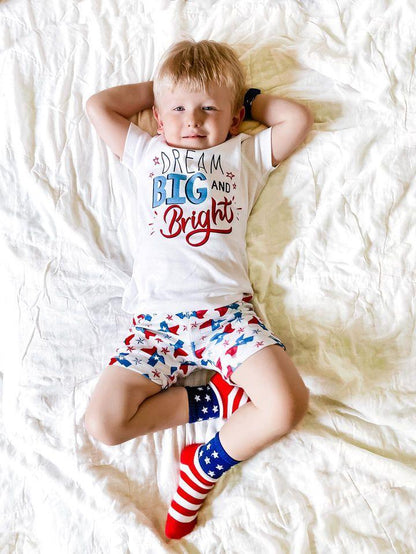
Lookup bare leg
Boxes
[219,344,310,461]
[84,365,190,445]
[115,384,190,443]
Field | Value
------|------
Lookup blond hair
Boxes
[153,39,246,114]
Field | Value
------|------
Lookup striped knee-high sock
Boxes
[186,372,250,423]
[165,431,240,539]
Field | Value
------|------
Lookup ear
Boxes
[152,106,164,135]
[229,106,245,136]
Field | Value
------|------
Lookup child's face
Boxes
[153,82,244,150]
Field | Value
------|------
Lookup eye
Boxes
[203,106,216,111]
[173,106,185,111]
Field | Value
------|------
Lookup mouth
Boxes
[183,135,206,139]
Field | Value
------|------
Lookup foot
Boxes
[165,443,217,539]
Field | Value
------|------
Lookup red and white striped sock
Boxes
[209,372,250,419]
[186,372,250,423]
[165,433,240,539]
[165,443,217,539]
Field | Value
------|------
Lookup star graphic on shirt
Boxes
[194,395,201,402]
[255,341,265,348]
[216,464,223,471]
[153,156,160,165]
[226,171,235,179]
[204,457,211,464]
[202,407,208,414]
[152,369,161,378]
[127,346,136,352]
[208,471,215,477]
[212,451,219,458]
[149,172,154,178]
[212,406,219,413]
[232,183,237,189]
[161,347,170,354]
[205,394,211,402]
[238,327,245,333]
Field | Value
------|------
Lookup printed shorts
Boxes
[108,294,286,390]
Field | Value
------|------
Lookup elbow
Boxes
[297,107,314,143]
[85,97,94,118]
[85,96,97,115]
[302,106,314,131]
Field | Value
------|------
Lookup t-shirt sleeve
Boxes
[121,122,152,172]
[241,127,279,211]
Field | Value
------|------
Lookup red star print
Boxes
[149,172,154,178]
[152,369,161,378]
[233,183,237,189]
[255,341,264,348]
[161,347,170,354]
[153,156,160,165]
[127,346,136,352]
[226,171,235,179]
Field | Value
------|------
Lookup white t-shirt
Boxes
[120,122,276,314]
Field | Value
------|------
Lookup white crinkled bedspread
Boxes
[1,0,415,552]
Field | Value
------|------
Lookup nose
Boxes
[187,119,200,128]
[187,109,202,127]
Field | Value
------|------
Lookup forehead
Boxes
[160,81,232,104]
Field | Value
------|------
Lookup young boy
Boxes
[84,39,312,539]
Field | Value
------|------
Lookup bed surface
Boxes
[1,0,415,552]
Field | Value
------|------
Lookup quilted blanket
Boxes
[1,0,415,552]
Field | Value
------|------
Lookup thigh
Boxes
[199,298,286,384]
[230,344,309,422]
[85,364,162,429]
[109,311,199,389]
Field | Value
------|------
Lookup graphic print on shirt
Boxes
[147,146,242,247]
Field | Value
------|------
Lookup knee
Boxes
[290,384,310,429]
[267,383,310,437]
[84,409,123,446]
